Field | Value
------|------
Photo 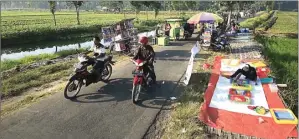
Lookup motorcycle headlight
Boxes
[137,62,145,67]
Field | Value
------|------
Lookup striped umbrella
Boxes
[187,12,223,24]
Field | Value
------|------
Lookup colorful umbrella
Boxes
[187,12,223,24]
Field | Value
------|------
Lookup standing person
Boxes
[164,21,171,36]
[132,37,156,84]
[199,22,204,36]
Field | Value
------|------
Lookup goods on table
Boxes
[228,88,251,104]
[248,106,269,115]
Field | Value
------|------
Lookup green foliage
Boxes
[240,11,273,29]
[269,11,298,34]
[256,35,298,115]
[130,1,143,14]
[1,60,74,98]
[48,1,56,14]
[1,48,86,71]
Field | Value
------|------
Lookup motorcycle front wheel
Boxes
[64,79,83,99]
[200,43,210,51]
[132,84,142,104]
[101,64,112,82]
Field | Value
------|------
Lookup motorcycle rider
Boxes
[88,35,108,83]
[132,36,157,84]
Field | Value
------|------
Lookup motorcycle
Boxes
[130,59,154,104]
[183,24,194,40]
[183,30,192,40]
[212,34,232,53]
[64,50,115,99]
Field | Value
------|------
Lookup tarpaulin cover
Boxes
[199,56,298,139]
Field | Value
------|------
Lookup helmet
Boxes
[139,36,148,45]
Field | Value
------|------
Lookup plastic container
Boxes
[269,83,279,93]
[157,37,169,46]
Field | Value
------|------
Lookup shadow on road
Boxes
[155,49,210,62]
[71,78,180,110]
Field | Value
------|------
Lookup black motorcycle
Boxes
[64,50,115,99]
[183,23,194,40]
[211,34,232,53]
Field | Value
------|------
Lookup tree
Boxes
[171,1,180,10]
[265,1,275,12]
[184,1,196,11]
[72,1,83,25]
[150,2,162,19]
[117,1,126,19]
[48,1,57,26]
[142,2,151,20]
[217,1,238,31]
[236,1,254,20]
[130,1,144,18]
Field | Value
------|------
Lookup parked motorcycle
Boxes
[183,30,192,40]
[64,50,115,99]
[130,59,154,104]
[211,34,232,53]
[183,23,194,40]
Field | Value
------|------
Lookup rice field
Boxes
[2,10,196,41]
[256,11,298,114]
[268,11,298,34]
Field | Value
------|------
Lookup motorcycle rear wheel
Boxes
[64,79,83,99]
[132,84,142,104]
[224,44,232,54]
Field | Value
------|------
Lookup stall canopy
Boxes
[187,12,223,24]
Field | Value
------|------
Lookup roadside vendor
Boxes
[164,21,171,36]
[230,64,258,85]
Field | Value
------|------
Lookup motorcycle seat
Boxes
[95,55,112,62]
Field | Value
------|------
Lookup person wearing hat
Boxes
[230,64,258,85]
[132,36,156,84]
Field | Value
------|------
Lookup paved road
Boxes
[0,41,199,139]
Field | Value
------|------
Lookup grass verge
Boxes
[1,81,67,117]
[161,51,221,139]
[240,11,274,29]
[254,11,298,116]
[1,48,87,71]
[255,35,298,115]
[1,59,76,98]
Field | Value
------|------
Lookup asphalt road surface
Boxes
[0,41,198,139]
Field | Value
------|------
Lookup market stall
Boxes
[165,18,185,41]
[199,57,298,139]
[187,12,223,49]
[109,18,138,55]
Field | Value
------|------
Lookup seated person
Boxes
[230,64,258,85]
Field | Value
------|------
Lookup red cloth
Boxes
[256,67,270,78]
[199,56,298,139]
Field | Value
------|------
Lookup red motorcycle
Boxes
[130,59,154,104]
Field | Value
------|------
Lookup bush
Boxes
[240,11,274,29]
